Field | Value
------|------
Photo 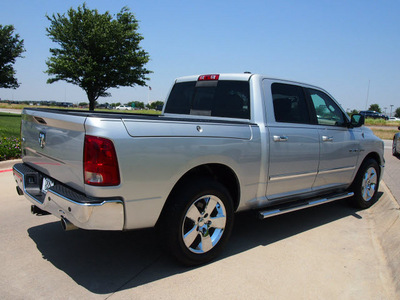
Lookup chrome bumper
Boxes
[13,163,124,230]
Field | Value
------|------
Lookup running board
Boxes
[259,192,354,219]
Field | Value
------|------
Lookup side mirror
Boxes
[350,114,364,128]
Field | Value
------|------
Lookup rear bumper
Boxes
[13,163,124,230]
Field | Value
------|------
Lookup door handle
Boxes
[273,135,288,142]
[322,136,333,142]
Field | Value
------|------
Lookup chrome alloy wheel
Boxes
[361,167,377,201]
[182,195,227,254]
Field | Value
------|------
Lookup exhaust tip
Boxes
[60,217,78,231]
[16,186,24,196]
[31,205,50,216]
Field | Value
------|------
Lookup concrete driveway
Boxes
[0,156,399,299]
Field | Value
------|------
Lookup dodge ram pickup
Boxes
[13,73,385,265]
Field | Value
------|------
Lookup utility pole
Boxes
[365,80,370,110]
[390,105,394,118]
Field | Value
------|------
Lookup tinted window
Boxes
[271,83,311,124]
[164,81,196,115]
[164,81,250,119]
[308,89,346,126]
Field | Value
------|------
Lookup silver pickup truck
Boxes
[13,73,384,265]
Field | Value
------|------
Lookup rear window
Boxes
[164,80,250,119]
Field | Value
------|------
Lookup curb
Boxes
[372,181,400,294]
[0,159,22,171]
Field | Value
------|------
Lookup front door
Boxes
[307,88,360,189]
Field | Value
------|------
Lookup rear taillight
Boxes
[198,74,219,81]
[84,135,120,186]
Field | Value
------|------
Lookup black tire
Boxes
[159,178,234,266]
[350,159,380,209]
[393,138,398,157]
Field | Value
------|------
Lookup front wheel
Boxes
[393,138,398,157]
[350,159,380,209]
[160,178,234,266]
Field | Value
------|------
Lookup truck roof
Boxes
[174,73,323,90]
[175,73,253,82]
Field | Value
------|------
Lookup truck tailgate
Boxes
[21,109,86,193]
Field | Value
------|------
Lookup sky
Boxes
[0,0,399,113]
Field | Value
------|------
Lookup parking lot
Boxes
[0,140,399,299]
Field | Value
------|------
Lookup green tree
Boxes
[368,104,381,113]
[45,4,151,111]
[146,100,164,110]
[395,107,400,118]
[349,109,359,116]
[0,24,25,89]
[128,101,144,109]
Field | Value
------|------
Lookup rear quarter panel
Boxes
[91,118,263,230]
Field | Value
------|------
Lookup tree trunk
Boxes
[87,91,96,111]
[89,100,95,111]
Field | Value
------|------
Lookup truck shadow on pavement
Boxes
[27,193,382,295]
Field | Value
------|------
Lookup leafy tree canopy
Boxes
[146,100,164,110]
[368,103,381,113]
[127,101,144,109]
[395,107,400,118]
[349,109,359,116]
[0,24,25,89]
[46,4,152,110]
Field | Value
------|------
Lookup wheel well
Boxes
[360,152,383,176]
[160,164,240,218]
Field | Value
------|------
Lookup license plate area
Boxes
[42,177,54,194]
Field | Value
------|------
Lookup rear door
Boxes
[264,82,320,200]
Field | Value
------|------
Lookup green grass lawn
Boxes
[0,113,22,161]
[0,113,21,137]
[364,118,400,127]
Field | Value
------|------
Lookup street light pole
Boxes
[390,105,394,118]
[365,80,370,110]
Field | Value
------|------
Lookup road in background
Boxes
[0,108,22,114]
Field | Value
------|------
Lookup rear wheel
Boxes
[350,159,380,209]
[160,178,234,266]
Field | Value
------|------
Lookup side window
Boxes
[308,89,346,126]
[271,83,311,124]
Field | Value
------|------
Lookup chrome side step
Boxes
[259,192,354,219]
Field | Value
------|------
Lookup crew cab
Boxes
[13,73,384,265]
